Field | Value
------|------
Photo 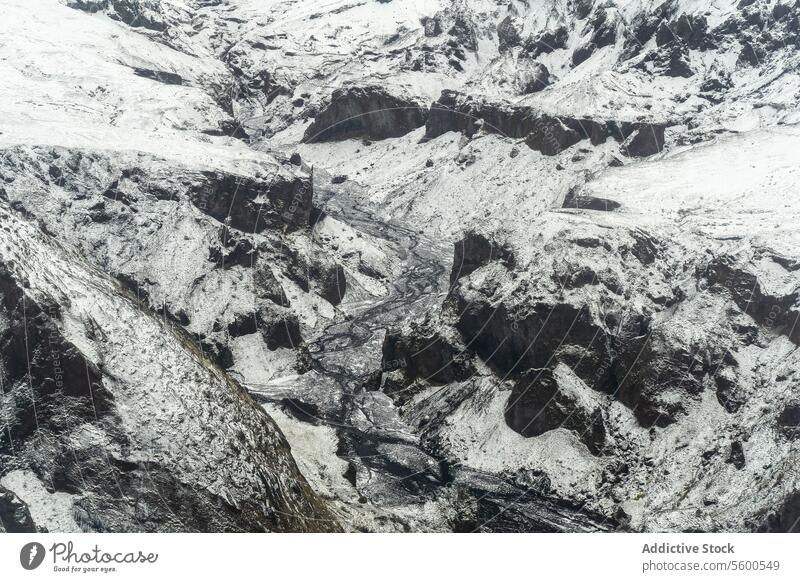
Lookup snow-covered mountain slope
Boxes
[0,202,338,532]
[2,0,799,532]
[433,126,800,531]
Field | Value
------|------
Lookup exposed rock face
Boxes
[703,256,800,345]
[450,231,515,283]
[621,125,666,157]
[0,207,339,532]
[777,404,800,439]
[497,15,521,52]
[10,0,800,535]
[303,86,428,142]
[425,91,669,157]
[449,469,616,532]
[571,42,597,65]
[382,320,474,390]
[0,486,37,533]
[505,366,607,454]
[187,170,313,233]
[0,145,331,377]
[518,62,551,94]
[283,246,347,306]
[613,323,716,427]
[456,294,616,384]
[524,26,569,57]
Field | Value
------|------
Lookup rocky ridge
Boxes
[0,0,798,532]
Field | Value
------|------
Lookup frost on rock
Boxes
[2,0,800,532]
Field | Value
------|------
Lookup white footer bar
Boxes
[1,533,796,581]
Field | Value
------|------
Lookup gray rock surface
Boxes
[1,0,799,533]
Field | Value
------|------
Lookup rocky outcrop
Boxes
[187,169,313,233]
[777,403,800,439]
[517,61,551,94]
[524,26,569,58]
[0,145,327,376]
[382,320,474,389]
[621,125,666,157]
[0,208,340,532]
[0,266,113,445]
[0,486,37,533]
[455,296,615,381]
[446,218,741,432]
[303,86,428,142]
[282,245,347,306]
[450,231,515,284]
[613,323,719,427]
[703,256,800,345]
[67,0,171,32]
[505,367,607,454]
[424,91,669,157]
[497,15,521,52]
[450,469,617,532]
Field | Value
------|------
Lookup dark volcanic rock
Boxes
[450,231,515,284]
[452,469,617,532]
[635,41,695,77]
[759,491,800,532]
[621,125,666,157]
[777,403,800,439]
[727,441,746,469]
[525,116,584,155]
[497,15,522,52]
[704,256,800,345]
[587,7,618,49]
[425,91,668,157]
[505,367,607,454]
[448,12,479,52]
[571,0,595,21]
[524,26,569,57]
[209,229,257,268]
[189,169,313,233]
[613,322,718,427]
[518,62,551,94]
[455,296,612,381]
[382,321,474,388]
[0,237,338,532]
[259,305,304,350]
[303,86,428,142]
[737,40,766,66]
[0,486,37,533]
[572,42,597,65]
[0,266,113,445]
[283,246,347,306]
[66,0,170,32]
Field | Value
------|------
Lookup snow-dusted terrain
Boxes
[1,0,799,532]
